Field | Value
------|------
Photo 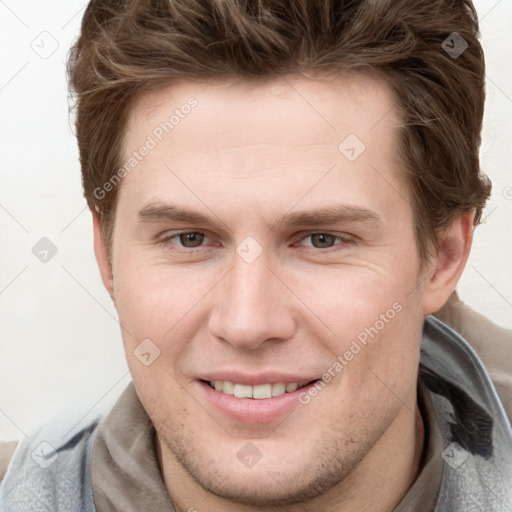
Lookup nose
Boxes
[207,248,297,351]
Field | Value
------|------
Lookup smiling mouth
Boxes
[203,380,318,399]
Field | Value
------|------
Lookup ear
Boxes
[92,208,116,305]
[422,210,475,316]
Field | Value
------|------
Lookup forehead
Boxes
[126,73,398,153]
[118,73,408,221]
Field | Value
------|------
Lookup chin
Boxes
[158,423,369,509]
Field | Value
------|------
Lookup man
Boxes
[1,0,511,510]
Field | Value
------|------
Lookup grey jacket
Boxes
[1,316,512,511]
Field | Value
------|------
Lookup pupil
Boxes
[312,234,334,248]
[181,233,204,247]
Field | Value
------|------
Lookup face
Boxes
[105,74,432,508]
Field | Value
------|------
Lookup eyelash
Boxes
[157,231,355,252]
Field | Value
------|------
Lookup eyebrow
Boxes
[137,202,382,231]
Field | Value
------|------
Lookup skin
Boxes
[93,74,474,511]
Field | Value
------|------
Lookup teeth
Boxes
[210,380,309,398]
[223,381,234,395]
[234,383,253,398]
[253,384,272,399]
[271,382,286,396]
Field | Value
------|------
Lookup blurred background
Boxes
[1,0,511,441]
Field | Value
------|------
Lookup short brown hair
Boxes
[68,0,491,264]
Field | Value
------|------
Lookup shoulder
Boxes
[0,415,102,511]
[434,290,512,423]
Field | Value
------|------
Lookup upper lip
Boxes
[198,372,319,386]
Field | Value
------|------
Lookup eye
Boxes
[160,231,210,249]
[299,233,354,250]
[157,231,354,252]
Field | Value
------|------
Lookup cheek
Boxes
[113,257,220,387]
[295,262,418,338]
[294,266,424,398]
[114,257,208,335]
[332,298,423,416]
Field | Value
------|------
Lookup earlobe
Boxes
[422,211,475,316]
[92,208,116,304]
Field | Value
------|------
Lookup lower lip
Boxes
[197,380,317,423]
